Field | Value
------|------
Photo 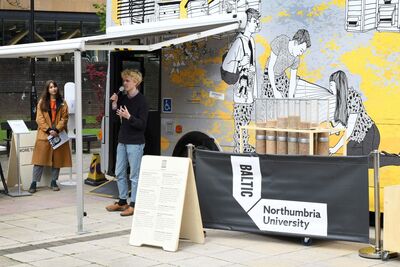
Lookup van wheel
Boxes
[172,131,219,158]
[301,237,312,246]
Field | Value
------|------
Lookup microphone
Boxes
[112,86,125,98]
[117,86,126,95]
[111,86,125,104]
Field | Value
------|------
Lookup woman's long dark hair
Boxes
[39,80,62,112]
[329,70,349,126]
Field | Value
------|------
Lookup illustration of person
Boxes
[237,74,249,99]
[328,70,400,167]
[221,8,261,153]
[261,29,311,99]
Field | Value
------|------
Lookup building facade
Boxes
[0,0,106,119]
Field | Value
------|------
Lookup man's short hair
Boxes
[292,29,311,48]
[121,69,143,85]
[246,8,261,22]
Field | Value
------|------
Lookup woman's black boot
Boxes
[50,180,60,191]
[28,181,37,193]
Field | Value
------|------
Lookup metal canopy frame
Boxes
[0,14,242,234]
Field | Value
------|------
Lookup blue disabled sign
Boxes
[163,98,172,113]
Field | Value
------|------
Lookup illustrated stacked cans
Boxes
[254,98,331,156]
[287,99,300,155]
[276,99,288,155]
[265,99,277,154]
[298,99,311,155]
[315,99,330,155]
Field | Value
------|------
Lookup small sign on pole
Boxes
[7,120,30,134]
[7,120,31,197]
[129,155,204,252]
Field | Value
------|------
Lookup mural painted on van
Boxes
[159,0,400,210]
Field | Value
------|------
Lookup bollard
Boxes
[186,143,195,160]
[359,150,382,259]
[358,150,397,260]
[186,142,206,238]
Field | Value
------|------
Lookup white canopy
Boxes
[0,13,242,234]
[0,14,242,58]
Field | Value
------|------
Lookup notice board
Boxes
[130,155,204,251]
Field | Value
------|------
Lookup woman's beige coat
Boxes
[31,99,72,168]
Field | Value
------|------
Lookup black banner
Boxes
[195,150,369,243]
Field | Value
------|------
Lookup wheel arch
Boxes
[172,131,221,157]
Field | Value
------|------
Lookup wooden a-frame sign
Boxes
[129,155,204,252]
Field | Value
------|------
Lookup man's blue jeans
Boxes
[115,143,144,204]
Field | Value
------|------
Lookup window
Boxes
[35,20,56,42]
[4,20,29,45]
[57,21,81,40]
[83,21,101,37]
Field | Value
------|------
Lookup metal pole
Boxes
[74,50,85,234]
[30,0,37,121]
[374,150,381,251]
[17,134,21,195]
[359,151,399,260]
[30,58,37,121]
[30,0,34,41]
[186,144,194,160]
[100,52,111,174]
[359,150,382,259]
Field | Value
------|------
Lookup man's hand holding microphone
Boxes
[111,89,131,120]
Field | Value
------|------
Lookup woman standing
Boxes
[28,80,72,193]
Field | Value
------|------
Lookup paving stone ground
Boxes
[0,149,399,266]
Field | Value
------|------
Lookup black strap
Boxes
[238,36,246,63]
[248,39,254,65]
